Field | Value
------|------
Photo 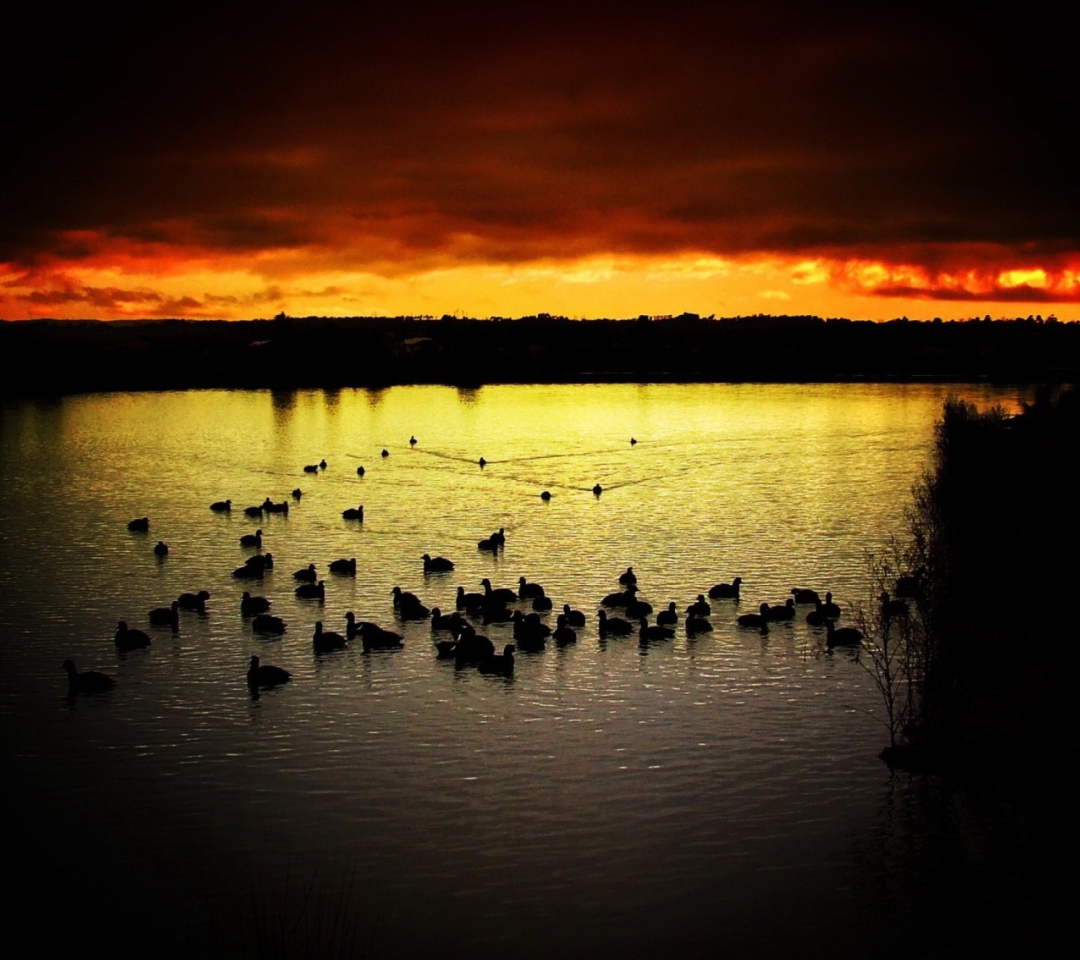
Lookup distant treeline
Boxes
[3,313,1080,396]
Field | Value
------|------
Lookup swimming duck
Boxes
[618,566,637,586]
[292,488,303,499]
[430,608,456,631]
[312,621,347,652]
[478,644,515,675]
[686,595,711,617]
[562,604,586,628]
[825,621,864,648]
[764,598,796,621]
[342,505,364,520]
[153,540,169,557]
[685,614,713,636]
[540,490,552,501]
[63,660,115,692]
[480,578,517,605]
[822,592,842,618]
[597,609,634,637]
[210,500,232,512]
[423,554,455,572]
[303,464,319,473]
[805,601,829,626]
[329,557,357,575]
[245,552,273,571]
[293,564,317,582]
[128,517,149,532]
[149,601,180,628]
[359,622,404,650]
[624,595,653,619]
[737,604,771,629]
[263,499,289,515]
[177,590,210,611]
[456,585,487,613]
[491,528,506,547]
[656,602,679,626]
[791,587,820,605]
[115,621,151,650]
[708,577,742,600]
[409,436,417,445]
[244,505,264,518]
[247,655,290,687]
[319,460,327,469]
[381,449,389,458]
[552,615,577,645]
[477,536,498,552]
[532,595,553,612]
[517,576,546,600]
[592,484,603,496]
[240,529,262,548]
[478,458,486,468]
[639,618,674,642]
[295,580,326,600]
[241,592,271,615]
[252,614,286,634]
[880,592,909,618]
[357,465,366,476]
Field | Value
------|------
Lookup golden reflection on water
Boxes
[0,382,1029,959]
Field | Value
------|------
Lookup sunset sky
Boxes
[3,2,1077,321]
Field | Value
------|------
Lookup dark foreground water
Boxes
[0,383,1046,957]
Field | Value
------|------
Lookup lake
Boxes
[0,382,1034,958]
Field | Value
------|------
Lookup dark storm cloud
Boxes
[2,2,1077,276]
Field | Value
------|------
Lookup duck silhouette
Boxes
[128,517,149,532]
[115,621,151,650]
[252,614,286,634]
[63,660,115,692]
[210,500,232,512]
[312,621,347,652]
[153,540,169,557]
[295,580,325,600]
[708,577,742,600]
[247,655,290,687]
[241,592,271,616]
[562,604,586,628]
[597,609,634,637]
[423,554,455,572]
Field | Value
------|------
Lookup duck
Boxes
[481,578,517,605]
[409,436,417,446]
[114,621,151,650]
[592,484,603,496]
[517,576,546,600]
[344,611,364,639]
[263,499,289,515]
[686,595,711,617]
[244,505,264,518]
[391,586,422,609]
[708,577,742,600]
[240,529,262,548]
[153,540,169,557]
[453,630,494,663]
[177,590,210,611]
[552,615,577,645]
[293,564,318,582]
[601,588,633,608]
[685,614,713,636]
[148,601,180,628]
[822,592,842,618]
[491,528,506,547]
[791,587,820,605]
[630,437,637,445]
[252,614,286,634]
[477,536,498,552]
[482,607,514,624]
[423,554,455,572]
[456,585,487,613]
[210,499,232,512]
[303,464,319,473]
[894,570,924,598]
[879,592,909,618]
[656,602,679,626]
[805,601,829,626]
[247,655,290,687]
[618,566,637,586]
[478,644,515,675]
[512,610,551,646]
[295,580,326,600]
[359,622,404,650]
[540,490,552,501]
[319,459,327,469]
[597,609,634,637]
[392,588,430,620]
[624,595,653,619]
[430,608,456,631]
[381,449,389,458]
[532,595,553,612]
[329,557,357,575]
[232,564,263,580]
[342,505,364,520]
[737,604,771,629]
[357,466,366,476]
[312,621,347,652]
[291,488,303,499]
[63,660,115,692]
[764,598,796,621]
[562,604,586,628]
[245,552,273,571]
[638,618,674,642]
[241,592,271,615]
[478,457,486,468]
[127,517,149,532]
[825,621,864,648]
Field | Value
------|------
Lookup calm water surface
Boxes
[0,383,1032,957]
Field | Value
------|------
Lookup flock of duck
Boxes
[63,444,917,695]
